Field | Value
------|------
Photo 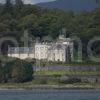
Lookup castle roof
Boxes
[48,43,66,51]
[8,47,35,54]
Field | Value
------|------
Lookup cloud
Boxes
[0,0,56,4]
[23,0,56,4]
[22,0,33,4]
[0,0,5,4]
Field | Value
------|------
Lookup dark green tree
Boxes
[0,61,11,83]
[9,59,33,83]
[5,0,12,6]
[4,0,13,13]
[15,0,23,8]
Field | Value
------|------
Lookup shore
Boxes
[0,83,100,90]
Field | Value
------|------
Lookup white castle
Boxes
[8,35,73,62]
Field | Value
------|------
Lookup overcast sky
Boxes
[0,0,56,4]
[24,0,56,4]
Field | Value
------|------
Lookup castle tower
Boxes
[59,28,66,40]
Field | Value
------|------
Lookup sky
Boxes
[24,0,56,4]
[0,0,56,4]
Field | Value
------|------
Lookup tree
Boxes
[0,59,33,83]
[15,0,23,9]
[4,0,13,13]
[10,59,33,83]
[15,0,23,5]
[0,61,11,83]
[5,0,12,6]
[18,14,37,29]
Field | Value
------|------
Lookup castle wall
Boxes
[35,43,50,60]
[8,37,73,62]
[19,54,29,59]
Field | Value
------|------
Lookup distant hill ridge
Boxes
[36,0,100,12]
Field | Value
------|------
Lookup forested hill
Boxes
[0,0,100,38]
[0,0,100,61]
[37,0,100,12]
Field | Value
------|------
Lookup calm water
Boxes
[0,89,100,100]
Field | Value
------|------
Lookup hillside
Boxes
[37,0,100,12]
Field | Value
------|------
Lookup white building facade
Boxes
[8,35,73,62]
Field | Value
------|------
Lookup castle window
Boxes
[36,53,39,58]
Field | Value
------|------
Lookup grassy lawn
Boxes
[34,70,100,75]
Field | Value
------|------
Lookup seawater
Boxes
[0,89,100,100]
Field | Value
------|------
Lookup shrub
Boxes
[0,67,5,83]
[32,78,47,84]
[47,78,60,85]
[60,78,81,84]
[81,78,90,83]
[4,59,33,83]
[0,62,12,83]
